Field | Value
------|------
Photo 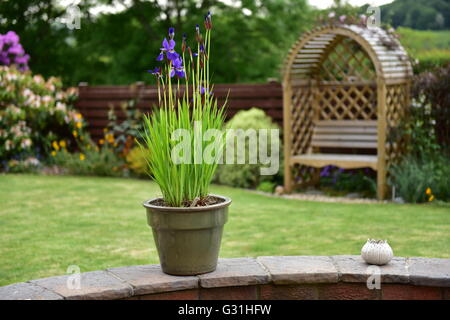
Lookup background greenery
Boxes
[1,0,449,86]
[0,0,313,85]
[1,174,449,286]
[381,0,450,30]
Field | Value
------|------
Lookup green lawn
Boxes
[0,174,449,286]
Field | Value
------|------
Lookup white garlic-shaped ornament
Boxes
[361,239,393,265]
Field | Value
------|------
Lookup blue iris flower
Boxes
[147,67,160,76]
[157,38,179,61]
[170,57,185,78]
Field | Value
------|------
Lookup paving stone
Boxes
[257,256,338,284]
[107,264,198,296]
[332,255,409,284]
[408,257,450,287]
[198,258,270,288]
[30,270,132,300]
[0,282,62,300]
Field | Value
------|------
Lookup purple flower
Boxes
[0,31,30,71]
[4,31,19,44]
[200,86,212,95]
[159,38,178,61]
[199,44,207,60]
[320,165,333,177]
[156,52,163,61]
[148,67,161,76]
[170,57,185,78]
[168,27,175,39]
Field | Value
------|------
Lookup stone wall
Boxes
[1,256,449,300]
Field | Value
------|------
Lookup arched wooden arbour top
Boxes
[282,24,413,199]
[283,24,412,82]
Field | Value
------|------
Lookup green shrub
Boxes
[52,144,124,177]
[0,66,81,167]
[126,146,149,177]
[215,108,282,189]
[412,64,450,151]
[413,50,450,74]
[389,154,450,203]
[5,157,41,173]
[389,68,450,203]
[106,93,144,157]
[320,167,377,197]
[256,181,276,193]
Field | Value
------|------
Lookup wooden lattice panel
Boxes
[385,83,409,166]
[316,84,377,120]
[319,37,375,82]
[291,85,315,155]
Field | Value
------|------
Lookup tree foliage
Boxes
[0,0,314,85]
[381,0,450,30]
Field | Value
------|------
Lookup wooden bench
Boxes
[291,120,378,170]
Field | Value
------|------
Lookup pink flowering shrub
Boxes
[0,65,81,169]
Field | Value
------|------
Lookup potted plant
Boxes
[140,13,231,275]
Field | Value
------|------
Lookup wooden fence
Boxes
[75,82,283,141]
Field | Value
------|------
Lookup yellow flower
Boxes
[103,128,108,133]
[72,130,78,137]
[79,153,85,161]
[429,195,435,202]
[52,141,60,151]
[59,140,66,148]
[75,113,82,120]
[425,187,432,195]
[51,151,56,157]
[76,122,82,129]
[99,139,105,145]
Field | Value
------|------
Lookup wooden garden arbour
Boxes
[282,24,413,199]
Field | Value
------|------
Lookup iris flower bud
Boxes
[182,33,187,53]
[204,11,212,30]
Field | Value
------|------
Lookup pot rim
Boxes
[143,194,232,212]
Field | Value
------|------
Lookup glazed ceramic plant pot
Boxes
[143,195,231,276]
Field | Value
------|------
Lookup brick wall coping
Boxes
[1,255,449,300]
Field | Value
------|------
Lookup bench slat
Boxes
[291,154,378,170]
[313,133,377,142]
[315,120,377,127]
[314,127,377,134]
[312,141,378,149]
